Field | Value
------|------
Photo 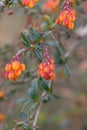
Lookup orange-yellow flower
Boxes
[56,9,76,29]
[43,0,60,12]
[0,91,5,99]
[22,0,39,8]
[38,59,55,80]
[5,60,25,81]
[0,114,5,122]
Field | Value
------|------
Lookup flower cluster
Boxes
[0,91,5,99]
[38,59,55,80]
[38,47,55,80]
[0,114,5,122]
[5,60,25,81]
[22,0,39,8]
[56,0,76,29]
[43,0,59,12]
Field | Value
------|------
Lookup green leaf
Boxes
[16,98,28,103]
[3,125,8,130]
[35,49,43,61]
[21,33,29,42]
[33,29,40,41]
[28,35,37,41]
[77,6,85,14]
[28,79,40,100]
[63,64,71,77]
[42,31,51,39]
[22,40,29,47]
[29,25,33,32]
[39,77,49,92]
[45,41,58,46]
[52,94,61,99]
[23,123,32,130]
[19,112,27,119]
[49,80,54,93]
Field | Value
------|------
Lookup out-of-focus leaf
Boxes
[28,79,40,100]
[52,94,61,99]
[39,77,49,92]
[23,123,32,130]
[63,64,71,77]
[42,31,51,39]
[3,125,8,130]
[77,6,85,14]
[45,41,58,46]
[16,98,28,103]
[19,112,27,119]
[35,48,43,61]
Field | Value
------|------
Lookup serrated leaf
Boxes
[39,77,49,92]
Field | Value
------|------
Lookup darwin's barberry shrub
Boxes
[0,0,87,130]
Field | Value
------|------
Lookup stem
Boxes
[32,102,42,130]
[13,47,29,58]
[32,92,46,130]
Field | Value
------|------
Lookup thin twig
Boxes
[14,47,29,58]
[32,92,46,130]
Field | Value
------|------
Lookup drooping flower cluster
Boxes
[0,91,5,99]
[22,0,39,8]
[0,114,5,122]
[5,60,25,81]
[38,47,55,80]
[43,0,60,12]
[56,0,76,29]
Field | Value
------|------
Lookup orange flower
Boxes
[5,60,25,81]
[69,0,75,3]
[0,91,5,99]
[0,114,5,122]
[43,0,60,12]
[38,59,55,80]
[56,9,76,29]
[22,0,39,8]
